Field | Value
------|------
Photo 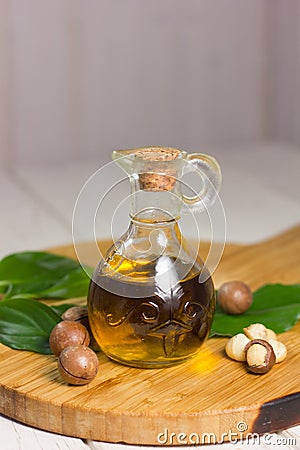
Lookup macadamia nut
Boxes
[268,339,287,363]
[49,321,90,356]
[224,323,287,375]
[225,333,250,361]
[217,281,252,315]
[244,339,276,374]
[243,323,268,341]
[266,328,277,341]
[58,345,98,385]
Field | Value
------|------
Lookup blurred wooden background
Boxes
[0,0,299,169]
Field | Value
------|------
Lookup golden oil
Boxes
[87,146,221,368]
[88,255,215,368]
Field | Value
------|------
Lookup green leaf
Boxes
[49,303,77,316]
[0,298,61,353]
[211,283,300,337]
[0,251,92,300]
[40,265,92,299]
[248,284,300,310]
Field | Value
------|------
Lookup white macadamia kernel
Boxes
[224,323,286,372]
[266,328,277,341]
[225,333,250,361]
[243,323,268,340]
[246,343,267,367]
[268,339,287,363]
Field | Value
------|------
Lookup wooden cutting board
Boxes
[0,226,299,446]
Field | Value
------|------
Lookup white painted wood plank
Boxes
[14,142,300,245]
[76,0,269,162]
[0,0,15,169]
[0,170,71,259]
[268,1,300,147]
[289,424,300,434]
[13,160,129,244]
[277,429,300,449]
[6,1,269,167]
[295,3,300,147]
[202,142,300,243]
[0,413,89,450]
[10,0,72,166]
[214,142,300,201]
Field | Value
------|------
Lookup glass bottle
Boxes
[87,147,221,368]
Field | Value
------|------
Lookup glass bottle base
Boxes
[104,349,199,369]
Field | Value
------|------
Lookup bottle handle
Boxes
[181,153,222,213]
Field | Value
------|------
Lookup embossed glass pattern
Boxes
[87,147,221,368]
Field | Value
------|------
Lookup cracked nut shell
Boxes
[58,345,99,385]
[244,339,276,374]
[61,306,101,352]
[62,306,89,324]
[49,320,90,356]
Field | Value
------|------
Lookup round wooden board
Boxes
[0,227,299,446]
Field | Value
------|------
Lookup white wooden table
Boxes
[1,142,300,449]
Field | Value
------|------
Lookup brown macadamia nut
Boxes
[62,306,101,352]
[62,306,89,324]
[58,345,98,385]
[49,320,90,356]
[244,339,276,374]
[217,281,252,314]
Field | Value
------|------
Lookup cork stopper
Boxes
[136,147,180,191]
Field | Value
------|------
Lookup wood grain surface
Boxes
[0,226,299,446]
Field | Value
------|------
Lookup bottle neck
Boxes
[130,178,182,222]
[130,207,179,224]
[125,211,183,263]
